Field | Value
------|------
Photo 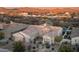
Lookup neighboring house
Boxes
[18,12,28,16]
[71,37,79,45]
[0,22,27,44]
[43,32,55,44]
[71,28,79,45]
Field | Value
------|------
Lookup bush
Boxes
[13,41,26,52]
[0,32,4,40]
[59,43,73,52]
[55,36,62,42]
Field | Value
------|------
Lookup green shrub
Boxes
[59,43,73,52]
[0,32,4,40]
[55,36,62,42]
[13,41,26,52]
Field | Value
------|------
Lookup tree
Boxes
[13,41,26,52]
[0,32,4,40]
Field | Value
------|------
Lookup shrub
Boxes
[0,32,4,40]
[59,43,73,52]
[55,36,62,42]
[13,41,26,52]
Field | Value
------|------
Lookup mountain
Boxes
[0,7,79,16]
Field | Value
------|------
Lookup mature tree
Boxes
[13,41,26,52]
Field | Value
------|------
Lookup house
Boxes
[13,24,63,44]
[0,22,27,44]
[18,12,28,16]
[0,23,4,30]
[71,28,79,45]
[13,25,39,43]
[43,27,62,44]
[12,32,25,42]
[43,32,55,44]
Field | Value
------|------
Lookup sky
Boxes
[0,0,79,7]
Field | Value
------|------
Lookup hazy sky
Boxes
[0,0,79,7]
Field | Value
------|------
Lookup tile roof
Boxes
[21,25,62,37]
